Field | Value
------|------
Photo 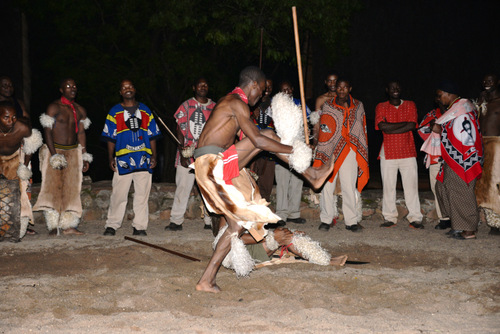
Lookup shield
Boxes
[0,177,21,242]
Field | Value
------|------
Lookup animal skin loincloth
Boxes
[475,136,500,225]
[33,144,83,217]
[194,148,280,233]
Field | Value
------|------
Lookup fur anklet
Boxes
[289,140,312,173]
[265,230,280,252]
[291,233,331,265]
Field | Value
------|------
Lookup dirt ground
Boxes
[1,214,499,333]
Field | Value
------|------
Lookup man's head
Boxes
[193,77,208,99]
[239,66,266,106]
[386,81,401,100]
[119,79,136,100]
[436,80,459,107]
[265,79,273,97]
[0,101,16,132]
[279,81,294,96]
[0,76,14,99]
[59,78,77,101]
[336,79,352,99]
[482,73,499,93]
[325,73,338,93]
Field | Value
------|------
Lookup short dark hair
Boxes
[239,66,265,88]
[386,80,400,88]
[325,72,339,80]
[0,100,15,115]
[59,78,75,88]
[336,78,351,87]
[193,77,208,86]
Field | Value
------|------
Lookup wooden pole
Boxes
[292,6,309,145]
[150,109,181,145]
[125,236,201,262]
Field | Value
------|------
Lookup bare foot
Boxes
[62,228,85,235]
[303,158,334,190]
[196,281,221,293]
[330,255,348,266]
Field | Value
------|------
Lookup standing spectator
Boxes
[33,78,92,235]
[314,79,369,232]
[274,81,310,225]
[375,81,423,229]
[0,76,29,120]
[165,78,215,231]
[101,79,161,236]
[474,73,500,235]
[425,81,483,239]
[418,99,450,229]
[314,72,338,113]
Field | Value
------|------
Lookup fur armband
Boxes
[22,129,43,155]
[291,233,331,265]
[289,140,312,174]
[17,163,32,181]
[265,230,280,252]
[271,92,305,145]
[309,111,320,125]
[49,154,68,169]
[82,152,93,163]
[80,117,92,130]
[40,113,55,129]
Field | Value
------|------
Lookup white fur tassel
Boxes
[309,111,321,125]
[291,233,331,265]
[17,163,32,181]
[265,230,280,252]
[80,117,92,130]
[40,113,55,129]
[82,152,93,163]
[271,92,305,145]
[213,225,255,277]
[484,208,500,228]
[49,154,67,169]
[22,129,43,155]
[289,140,312,174]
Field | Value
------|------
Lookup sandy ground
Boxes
[1,213,499,333]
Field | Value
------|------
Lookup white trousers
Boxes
[320,149,361,226]
[275,163,303,220]
[380,148,422,223]
[429,162,443,219]
[105,171,152,230]
[170,165,196,225]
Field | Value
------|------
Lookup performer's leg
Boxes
[288,172,303,220]
[339,150,359,226]
[132,171,152,231]
[400,157,423,223]
[105,172,133,230]
[274,163,291,220]
[380,154,399,223]
[196,217,244,293]
[169,165,196,225]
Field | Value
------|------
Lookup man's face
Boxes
[248,80,266,107]
[482,75,498,93]
[120,80,136,99]
[0,107,16,131]
[0,78,14,98]
[265,80,273,96]
[60,79,77,101]
[325,75,338,93]
[193,79,208,99]
[436,89,453,106]
[387,82,401,100]
[336,80,351,99]
[280,82,293,96]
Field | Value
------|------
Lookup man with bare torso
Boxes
[314,72,338,113]
[475,74,500,234]
[33,78,92,235]
[193,66,335,293]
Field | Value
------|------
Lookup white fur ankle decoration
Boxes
[289,140,312,174]
[20,217,29,239]
[60,212,80,229]
[49,154,67,169]
[291,233,331,265]
[82,152,93,163]
[40,113,55,129]
[309,111,320,125]
[271,92,305,145]
[265,230,280,252]
[80,117,92,130]
[44,209,60,231]
[17,163,32,181]
[22,129,43,155]
[484,208,500,228]
[213,225,255,277]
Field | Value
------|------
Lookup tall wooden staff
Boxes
[292,6,309,144]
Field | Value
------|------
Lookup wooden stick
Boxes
[150,109,181,145]
[292,6,309,145]
[124,236,201,262]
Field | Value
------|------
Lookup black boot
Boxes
[435,219,451,230]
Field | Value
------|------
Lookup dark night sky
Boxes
[1,0,499,184]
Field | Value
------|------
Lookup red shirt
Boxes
[375,100,417,159]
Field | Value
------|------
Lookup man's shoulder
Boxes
[402,100,417,109]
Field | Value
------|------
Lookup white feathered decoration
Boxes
[271,92,305,145]
[39,113,55,129]
[22,129,43,155]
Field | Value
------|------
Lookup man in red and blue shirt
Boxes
[375,81,423,228]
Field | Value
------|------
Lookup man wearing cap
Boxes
[424,81,483,239]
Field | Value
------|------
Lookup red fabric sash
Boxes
[222,145,239,185]
[230,87,249,105]
[60,96,79,133]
